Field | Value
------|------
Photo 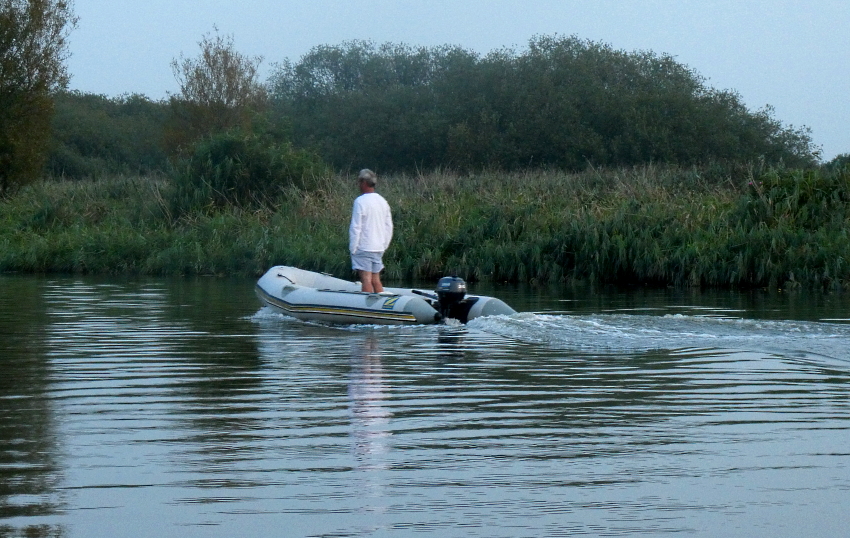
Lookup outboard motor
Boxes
[435,276,479,322]
[436,276,466,305]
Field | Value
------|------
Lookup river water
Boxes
[1,275,849,537]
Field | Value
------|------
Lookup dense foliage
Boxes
[168,130,329,215]
[40,34,828,183]
[49,91,169,178]
[0,0,76,195]
[269,36,819,172]
[825,153,850,172]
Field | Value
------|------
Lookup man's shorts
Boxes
[351,250,385,273]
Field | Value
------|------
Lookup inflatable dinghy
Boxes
[256,265,515,325]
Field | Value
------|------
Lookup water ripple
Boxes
[1,278,848,537]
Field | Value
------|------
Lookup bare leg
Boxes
[357,270,384,293]
[371,272,384,293]
[358,270,375,293]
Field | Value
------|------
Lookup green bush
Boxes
[169,130,330,215]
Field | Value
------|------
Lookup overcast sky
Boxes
[67,0,849,160]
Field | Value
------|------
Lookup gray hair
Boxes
[358,168,377,187]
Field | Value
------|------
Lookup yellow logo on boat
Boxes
[382,296,399,310]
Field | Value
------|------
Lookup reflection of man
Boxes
[348,334,390,509]
[349,335,390,449]
[349,169,393,293]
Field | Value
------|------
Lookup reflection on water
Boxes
[349,335,391,530]
[0,277,64,538]
[1,275,849,537]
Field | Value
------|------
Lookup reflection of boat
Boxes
[256,265,516,325]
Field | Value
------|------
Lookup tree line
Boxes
[270,37,820,172]
[1,2,843,197]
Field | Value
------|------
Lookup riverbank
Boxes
[2,165,849,289]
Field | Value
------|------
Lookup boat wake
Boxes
[468,312,850,361]
[253,305,850,363]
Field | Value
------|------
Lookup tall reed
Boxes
[2,166,849,289]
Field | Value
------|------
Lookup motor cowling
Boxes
[435,276,478,322]
[436,276,466,305]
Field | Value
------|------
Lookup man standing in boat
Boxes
[350,169,393,293]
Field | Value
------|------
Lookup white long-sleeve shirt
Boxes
[349,192,393,254]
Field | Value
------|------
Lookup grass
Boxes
[2,165,849,289]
